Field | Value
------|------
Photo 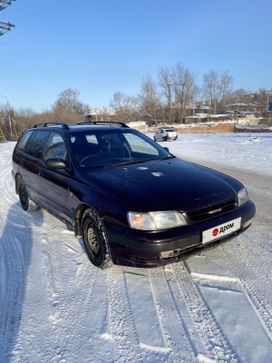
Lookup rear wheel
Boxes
[82,208,112,268]
[18,180,39,212]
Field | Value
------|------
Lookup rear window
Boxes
[25,131,50,159]
[16,131,33,151]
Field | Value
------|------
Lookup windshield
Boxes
[70,129,173,168]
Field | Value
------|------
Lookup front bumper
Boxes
[105,200,256,267]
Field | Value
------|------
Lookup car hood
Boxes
[81,158,242,212]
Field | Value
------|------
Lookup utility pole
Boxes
[0,94,17,140]
[0,0,15,36]
[0,1,15,142]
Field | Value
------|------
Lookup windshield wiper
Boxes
[160,155,176,160]
[110,158,158,167]
[112,156,176,167]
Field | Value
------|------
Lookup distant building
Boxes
[226,103,257,116]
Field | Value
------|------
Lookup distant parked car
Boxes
[154,128,178,141]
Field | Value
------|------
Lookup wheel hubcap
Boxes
[87,226,100,254]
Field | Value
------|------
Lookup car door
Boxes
[19,130,51,204]
[40,132,74,223]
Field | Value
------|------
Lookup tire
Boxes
[81,208,112,268]
[18,181,39,212]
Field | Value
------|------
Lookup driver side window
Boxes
[44,132,67,160]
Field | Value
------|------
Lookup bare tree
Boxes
[203,70,232,113]
[158,67,174,122]
[52,88,89,123]
[203,70,218,113]
[139,76,161,124]
[254,89,271,114]
[219,71,233,104]
[110,91,139,122]
[172,63,198,122]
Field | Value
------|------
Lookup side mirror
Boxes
[163,147,169,153]
[45,158,68,170]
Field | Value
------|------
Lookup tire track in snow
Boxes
[189,267,272,362]
[148,267,198,363]
[53,271,109,363]
[220,236,272,338]
[41,237,60,326]
[170,262,239,362]
[38,232,103,363]
[78,271,114,363]
[0,154,31,361]
[0,228,24,360]
[124,268,171,363]
[107,267,143,363]
[0,213,31,362]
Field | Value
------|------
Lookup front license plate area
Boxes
[202,217,241,244]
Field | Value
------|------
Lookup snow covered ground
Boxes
[158,132,272,176]
[0,135,272,363]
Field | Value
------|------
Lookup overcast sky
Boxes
[0,0,271,111]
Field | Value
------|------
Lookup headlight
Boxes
[237,187,249,206]
[127,211,187,231]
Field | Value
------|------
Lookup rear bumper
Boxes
[105,200,256,266]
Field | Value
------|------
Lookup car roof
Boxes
[28,121,130,132]
[68,124,127,132]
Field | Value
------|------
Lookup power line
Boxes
[0,0,15,36]
[0,0,15,11]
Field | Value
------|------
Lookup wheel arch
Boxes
[75,203,102,237]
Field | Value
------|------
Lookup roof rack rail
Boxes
[76,121,129,128]
[33,122,69,129]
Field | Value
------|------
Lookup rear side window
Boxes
[25,131,50,159]
[16,131,33,151]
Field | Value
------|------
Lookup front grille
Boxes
[187,199,237,223]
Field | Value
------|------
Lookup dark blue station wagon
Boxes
[12,122,256,267]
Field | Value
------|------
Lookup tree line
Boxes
[110,65,269,123]
[0,63,271,140]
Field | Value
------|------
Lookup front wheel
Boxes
[81,208,112,268]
